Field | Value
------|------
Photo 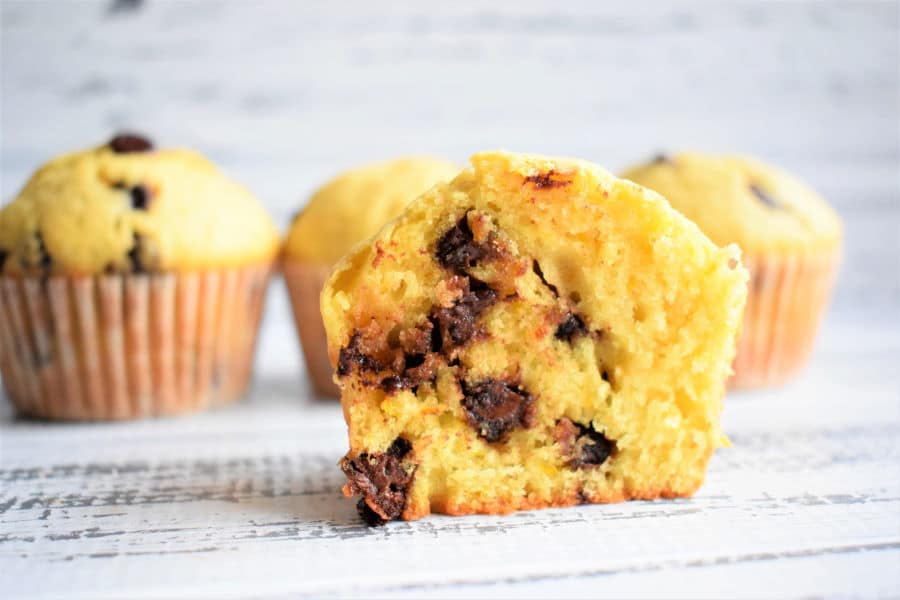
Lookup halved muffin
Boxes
[321,151,747,523]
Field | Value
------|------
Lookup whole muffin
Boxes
[621,152,842,388]
[282,157,458,396]
[0,133,280,420]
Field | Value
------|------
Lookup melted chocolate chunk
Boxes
[0,249,8,272]
[356,499,387,526]
[532,260,559,297]
[400,321,434,357]
[435,213,492,274]
[109,133,154,154]
[524,170,570,189]
[557,418,616,468]
[341,437,415,525]
[404,353,426,370]
[430,279,497,352]
[380,375,412,393]
[341,321,440,393]
[749,184,782,209]
[555,312,588,342]
[429,318,444,353]
[461,379,535,442]
[337,331,384,377]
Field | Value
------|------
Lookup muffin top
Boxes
[0,134,280,276]
[284,157,459,264]
[620,152,842,254]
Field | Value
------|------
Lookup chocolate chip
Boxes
[379,350,440,394]
[109,133,153,154]
[115,182,153,211]
[404,353,426,369]
[532,260,559,297]
[430,279,497,352]
[524,170,570,189]
[572,427,615,467]
[651,153,673,165]
[388,436,412,458]
[341,437,415,524]
[556,418,615,469]
[434,212,505,276]
[338,320,442,394]
[129,185,151,210]
[380,375,412,393]
[555,312,588,342]
[436,213,491,274]
[460,379,535,442]
[0,250,8,272]
[429,319,443,353]
[749,184,782,209]
[337,331,384,377]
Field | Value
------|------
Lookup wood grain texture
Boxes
[1,1,899,598]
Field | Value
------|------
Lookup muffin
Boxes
[621,153,842,388]
[282,157,458,396]
[321,151,747,524]
[0,133,280,420]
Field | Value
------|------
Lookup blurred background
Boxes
[2,0,897,385]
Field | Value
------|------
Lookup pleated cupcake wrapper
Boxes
[283,260,339,397]
[0,265,271,420]
[730,249,840,389]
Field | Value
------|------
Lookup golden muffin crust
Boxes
[322,151,748,523]
[283,157,458,264]
[0,134,280,276]
[620,152,842,254]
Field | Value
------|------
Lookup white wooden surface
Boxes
[1,1,899,598]
[1,316,898,599]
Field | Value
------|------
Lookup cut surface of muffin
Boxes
[322,151,748,523]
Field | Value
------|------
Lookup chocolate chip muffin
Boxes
[282,157,458,396]
[0,133,280,420]
[321,151,748,523]
[621,152,842,388]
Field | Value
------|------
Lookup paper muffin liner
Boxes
[0,265,271,420]
[283,259,339,397]
[730,248,840,389]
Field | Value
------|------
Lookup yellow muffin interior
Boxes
[322,151,747,522]
[0,135,279,276]
[621,152,842,254]
[284,157,459,264]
